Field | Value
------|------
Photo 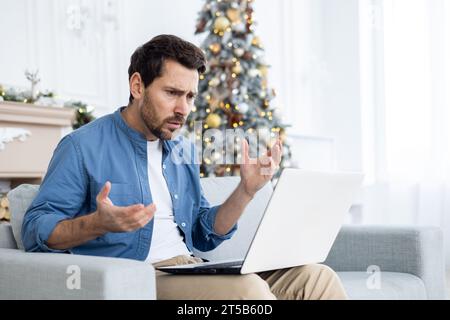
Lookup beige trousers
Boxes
[153,255,348,300]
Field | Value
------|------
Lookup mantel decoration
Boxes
[0,128,31,151]
[64,100,95,129]
[0,70,96,130]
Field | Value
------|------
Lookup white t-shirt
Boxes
[145,139,191,263]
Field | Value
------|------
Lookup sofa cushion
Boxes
[195,176,273,261]
[7,184,40,250]
[337,271,427,300]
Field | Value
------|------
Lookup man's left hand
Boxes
[239,138,283,198]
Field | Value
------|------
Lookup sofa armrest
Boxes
[324,225,446,299]
[0,223,17,249]
[0,248,156,300]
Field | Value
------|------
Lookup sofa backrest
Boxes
[6,178,273,257]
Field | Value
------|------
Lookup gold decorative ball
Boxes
[206,113,222,128]
[252,36,261,47]
[226,8,241,23]
[232,64,242,74]
[259,65,268,77]
[214,16,231,32]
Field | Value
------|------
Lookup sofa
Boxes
[0,176,446,300]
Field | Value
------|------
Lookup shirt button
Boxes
[181,222,186,227]
[162,164,166,170]
[174,194,178,199]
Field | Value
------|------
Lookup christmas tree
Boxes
[184,0,292,177]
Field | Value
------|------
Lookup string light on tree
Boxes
[209,43,221,54]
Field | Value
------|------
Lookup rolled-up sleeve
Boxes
[192,187,238,252]
[22,134,88,253]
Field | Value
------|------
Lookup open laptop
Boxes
[156,168,363,275]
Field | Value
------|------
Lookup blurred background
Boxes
[0,0,449,267]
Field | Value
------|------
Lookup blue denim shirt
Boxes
[22,107,237,260]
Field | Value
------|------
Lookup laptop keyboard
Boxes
[194,260,244,269]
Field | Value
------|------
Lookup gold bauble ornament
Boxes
[214,16,231,32]
[226,8,241,23]
[259,65,268,77]
[232,64,242,74]
[206,113,222,128]
[252,36,261,47]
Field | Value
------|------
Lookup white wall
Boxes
[0,0,363,172]
[116,0,204,106]
[0,0,125,114]
[254,0,362,172]
[318,0,362,172]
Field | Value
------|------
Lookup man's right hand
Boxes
[93,181,156,233]
[46,181,156,250]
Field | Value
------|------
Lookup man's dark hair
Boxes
[128,34,206,103]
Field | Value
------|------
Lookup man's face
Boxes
[139,59,199,140]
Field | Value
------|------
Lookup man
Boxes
[22,34,347,300]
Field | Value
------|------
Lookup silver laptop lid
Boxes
[240,168,363,274]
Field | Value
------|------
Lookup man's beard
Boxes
[140,93,185,140]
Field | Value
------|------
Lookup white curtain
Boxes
[362,0,450,264]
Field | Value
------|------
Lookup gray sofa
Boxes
[0,177,446,300]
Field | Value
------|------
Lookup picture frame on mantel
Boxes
[0,101,74,189]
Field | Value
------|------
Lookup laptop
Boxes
[156,168,363,275]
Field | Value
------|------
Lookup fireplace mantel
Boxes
[0,101,74,187]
